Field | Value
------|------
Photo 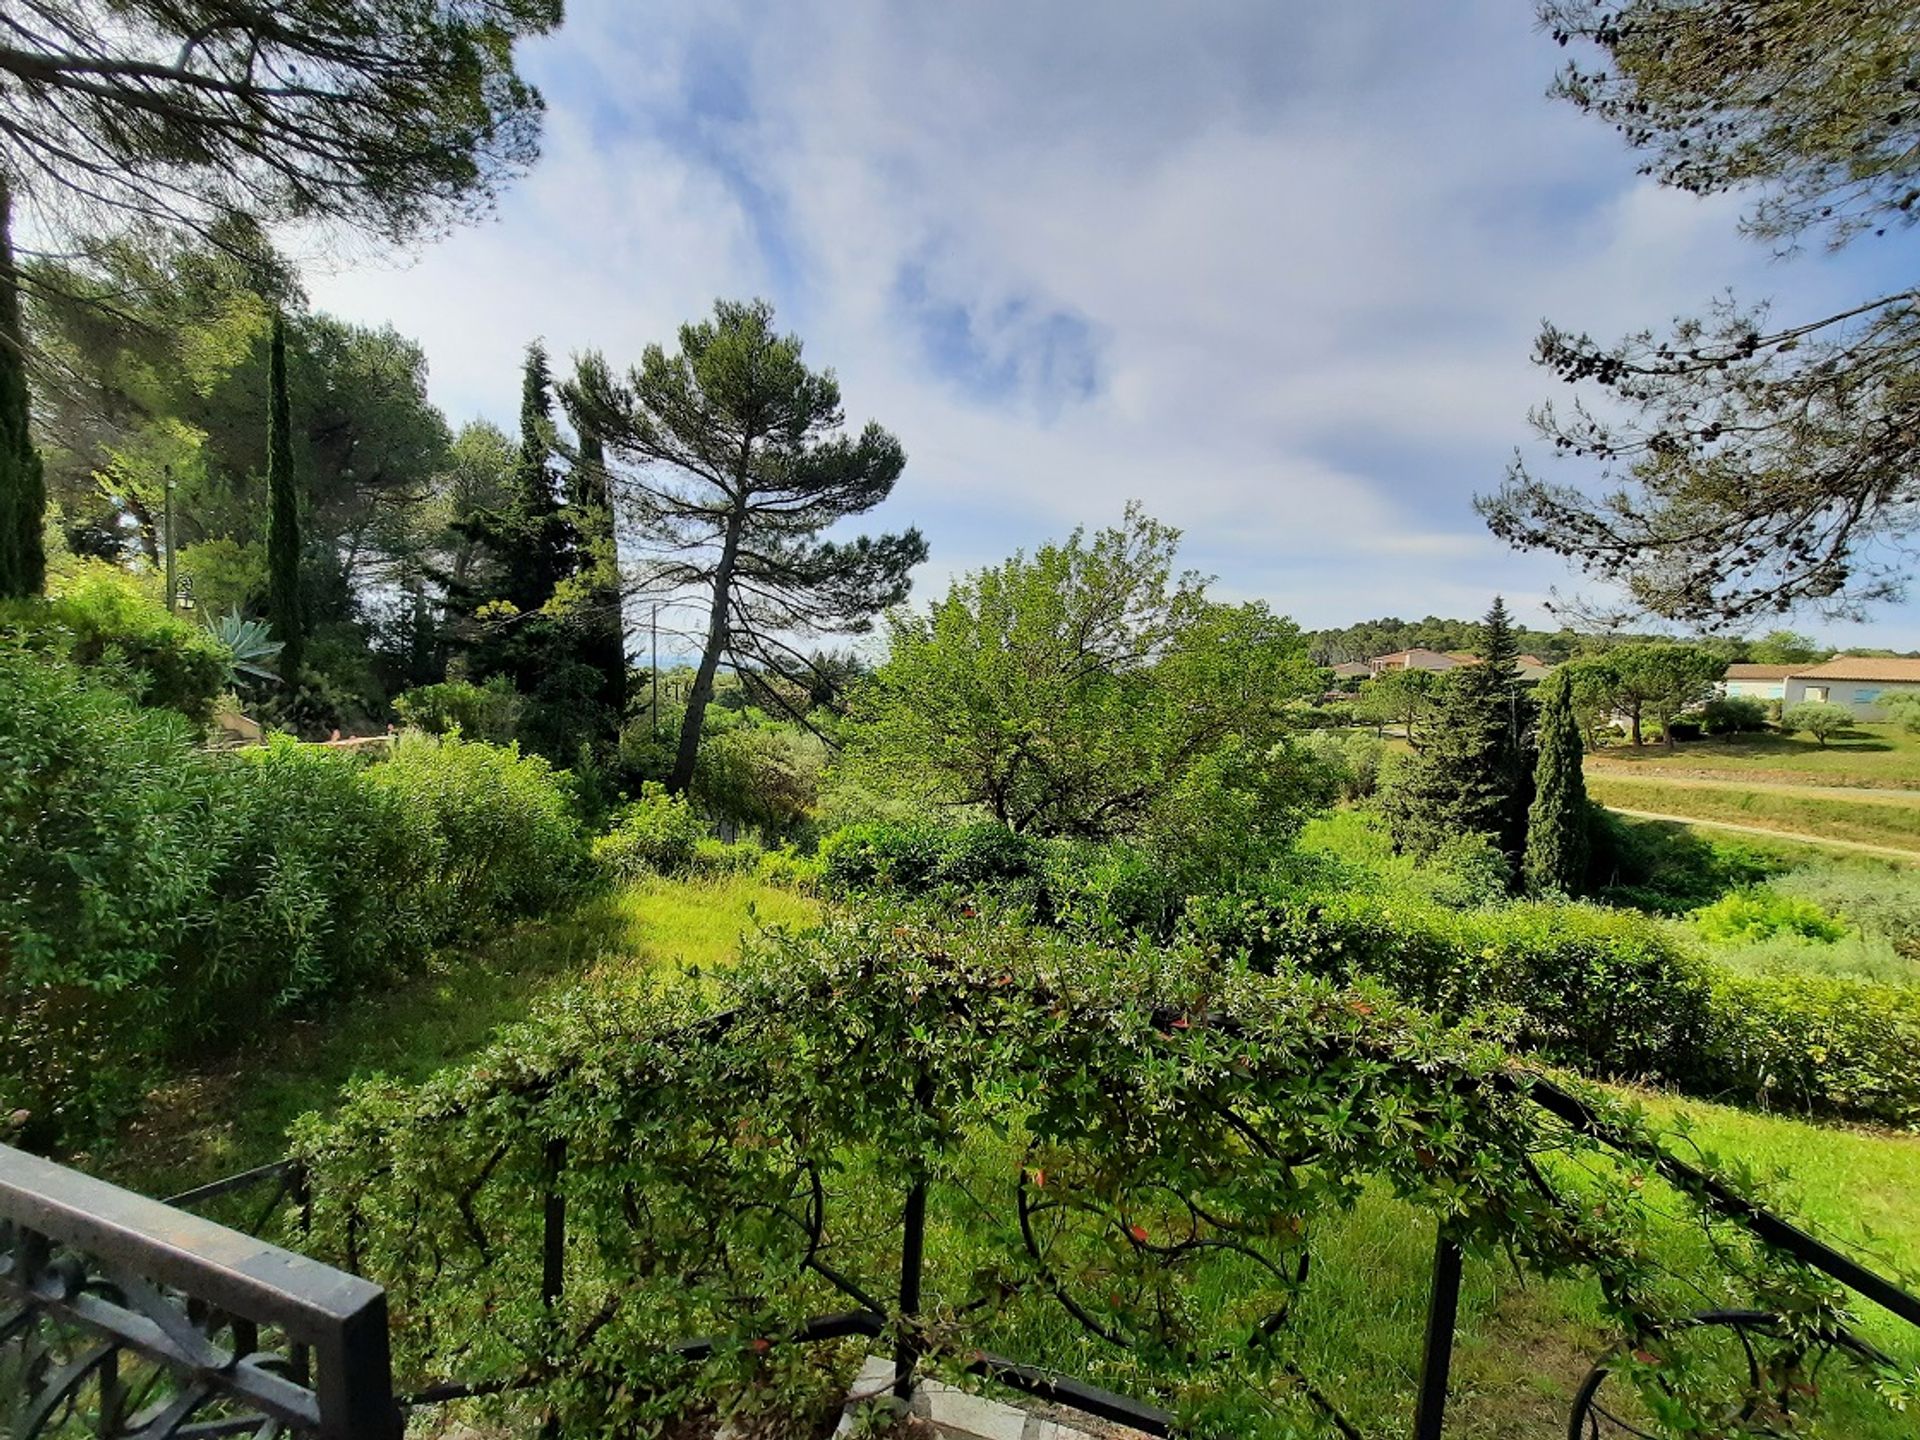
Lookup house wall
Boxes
[1782,678,1920,719]
[1724,679,1787,700]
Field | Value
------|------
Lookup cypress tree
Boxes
[504,340,568,613]
[0,177,45,599]
[266,311,305,679]
[568,415,626,713]
[1524,671,1589,896]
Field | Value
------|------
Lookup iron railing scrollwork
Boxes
[0,1143,398,1440]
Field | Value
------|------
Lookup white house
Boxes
[1782,656,1920,719]
[1721,663,1797,702]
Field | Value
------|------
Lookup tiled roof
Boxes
[1791,656,1920,683]
[1724,664,1799,680]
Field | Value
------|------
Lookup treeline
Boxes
[1305,618,1905,669]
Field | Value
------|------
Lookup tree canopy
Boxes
[843,505,1324,846]
[1480,0,1920,624]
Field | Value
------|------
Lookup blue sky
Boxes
[305,0,1918,648]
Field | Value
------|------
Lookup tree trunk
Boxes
[667,504,746,794]
[0,175,47,600]
[1629,702,1643,747]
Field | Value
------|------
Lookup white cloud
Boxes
[302,0,1916,641]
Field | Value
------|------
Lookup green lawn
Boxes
[1589,773,1920,854]
[1588,723,1920,788]
[95,874,1920,1438]
[101,874,819,1195]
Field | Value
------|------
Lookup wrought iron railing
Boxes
[0,1144,397,1440]
[7,1070,1920,1438]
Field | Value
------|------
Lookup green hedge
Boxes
[1182,889,1713,1081]
[0,645,586,1150]
[1183,884,1920,1124]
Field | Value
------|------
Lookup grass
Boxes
[1586,723,1920,789]
[101,874,819,1196]
[1589,773,1920,853]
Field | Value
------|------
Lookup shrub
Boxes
[1701,696,1769,735]
[755,844,825,890]
[1692,887,1849,945]
[0,650,586,1150]
[2,569,229,723]
[1699,970,1920,1123]
[1780,700,1853,746]
[691,835,766,875]
[1035,838,1180,937]
[393,676,524,744]
[818,820,947,891]
[1586,808,1781,913]
[594,783,708,878]
[1181,887,1712,1080]
[1774,861,1920,960]
[1420,832,1512,907]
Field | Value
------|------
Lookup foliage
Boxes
[692,713,827,841]
[393,676,525,744]
[1780,701,1855,747]
[1703,969,1920,1124]
[1304,615,1577,665]
[0,645,584,1150]
[3,568,229,723]
[1383,598,1535,865]
[1693,889,1850,946]
[594,785,709,879]
[367,732,585,926]
[1775,862,1920,961]
[1576,644,1727,749]
[1351,666,1439,745]
[1295,729,1385,802]
[294,907,1886,1437]
[844,506,1322,839]
[1586,809,1784,913]
[1748,631,1828,667]
[1482,0,1920,622]
[208,608,284,687]
[1525,671,1590,896]
[1702,695,1771,735]
[568,299,925,793]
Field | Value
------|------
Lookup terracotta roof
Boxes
[1791,655,1920,683]
[1724,664,1798,680]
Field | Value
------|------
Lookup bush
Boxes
[594,784,708,878]
[1664,718,1704,742]
[1780,701,1853,746]
[1420,832,1512,907]
[0,649,586,1151]
[1182,887,1713,1080]
[2,569,229,723]
[393,676,524,744]
[1700,970,1920,1123]
[369,732,585,923]
[818,820,947,891]
[691,835,766,875]
[1774,861,1920,960]
[1692,887,1849,945]
[755,844,825,890]
[1586,809,1781,913]
[1701,696,1769,735]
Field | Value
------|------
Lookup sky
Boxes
[304,0,1917,648]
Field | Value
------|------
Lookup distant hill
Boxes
[1303,617,1587,666]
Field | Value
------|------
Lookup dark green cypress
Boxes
[1524,670,1589,896]
[266,311,304,679]
[570,418,626,712]
[0,177,46,599]
[505,340,566,613]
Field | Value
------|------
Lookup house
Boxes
[1328,661,1374,682]
[1782,656,1920,718]
[1369,647,1464,677]
[1721,663,1797,702]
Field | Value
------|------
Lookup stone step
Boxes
[831,1355,1156,1440]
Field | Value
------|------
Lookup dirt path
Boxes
[1604,806,1920,862]
[1587,769,1920,807]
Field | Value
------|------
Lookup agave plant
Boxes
[208,608,285,686]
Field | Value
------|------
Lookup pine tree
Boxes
[265,311,304,678]
[1383,596,1536,869]
[0,179,45,600]
[1524,671,1589,896]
